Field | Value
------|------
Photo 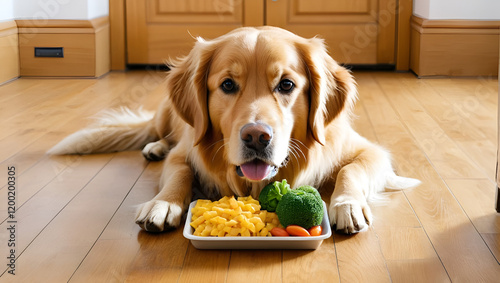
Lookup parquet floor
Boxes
[0,70,498,282]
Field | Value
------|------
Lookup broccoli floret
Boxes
[258,180,290,212]
[276,185,324,229]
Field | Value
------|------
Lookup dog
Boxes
[49,27,420,234]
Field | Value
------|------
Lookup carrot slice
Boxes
[308,226,322,236]
[286,225,311,236]
[270,227,289,237]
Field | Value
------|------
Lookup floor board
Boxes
[0,71,498,282]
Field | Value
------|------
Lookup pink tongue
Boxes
[240,160,272,181]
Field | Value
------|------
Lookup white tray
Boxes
[183,200,332,250]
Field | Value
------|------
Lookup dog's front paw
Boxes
[142,141,168,161]
[329,199,372,234]
[135,200,183,232]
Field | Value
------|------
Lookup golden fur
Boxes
[49,27,419,234]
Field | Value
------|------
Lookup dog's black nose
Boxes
[240,122,273,151]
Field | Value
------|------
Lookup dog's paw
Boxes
[142,141,168,161]
[135,200,183,232]
[329,199,372,234]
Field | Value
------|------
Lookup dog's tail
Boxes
[385,171,421,190]
[48,107,158,155]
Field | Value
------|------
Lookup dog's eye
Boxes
[221,79,238,94]
[277,79,295,94]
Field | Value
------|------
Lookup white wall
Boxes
[0,0,15,22]
[414,0,500,20]
[13,0,108,20]
[87,0,109,19]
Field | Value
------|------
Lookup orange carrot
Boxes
[270,227,289,237]
[308,226,322,236]
[286,225,311,236]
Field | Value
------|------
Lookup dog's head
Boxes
[167,27,356,183]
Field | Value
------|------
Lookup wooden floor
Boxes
[0,70,499,282]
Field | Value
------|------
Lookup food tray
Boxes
[183,200,332,250]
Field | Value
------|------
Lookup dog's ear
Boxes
[167,38,216,146]
[296,38,357,145]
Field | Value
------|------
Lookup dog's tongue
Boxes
[239,160,272,181]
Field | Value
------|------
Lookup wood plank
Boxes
[95,22,110,77]
[370,191,421,229]
[109,0,127,70]
[125,0,149,64]
[243,0,264,26]
[268,24,378,64]
[422,78,497,135]
[395,0,413,70]
[334,229,391,282]
[98,161,163,240]
[355,75,430,181]
[358,72,500,282]
[377,0,397,64]
[69,239,141,283]
[350,124,449,282]
[17,17,110,77]
[375,73,488,180]
[16,19,97,29]
[0,127,93,179]
[353,86,447,282]
[346,73,449,282]
[177,246,230,283]
[386,259,451,283]
[376,227,450,283]
[0,22,19,84]
[481,233,500,263]
[0,78,46,103]
[226,250,282,282]
[400,76,497,178]
[69,162,165,282]
[0,155,75,211]
[0,79,94,126]
[70,156,187,283]
[412,16,500,30]
[445,179,499,234]
[0,72,164,231]
[410,16,499,77]
[19,33,97,77]
[296,0,370,13]
[126,0,263,64]
[0,81,105,177]
[445,179,500,263]
[124,228,189,282]
[283,236,339,283]
[0,154,112,254]
[0,70,498,281]
[0,71,162,167]
[4,151,147,281]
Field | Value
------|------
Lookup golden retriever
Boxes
[49,27,420,234]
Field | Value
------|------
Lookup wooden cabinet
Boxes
[126,0,263,64]
[266,0,397,64]
[126,0,399,65]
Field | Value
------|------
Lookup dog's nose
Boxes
[240,122,273,151]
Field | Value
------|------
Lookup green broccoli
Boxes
[258,179,290,212]
[276,185,324,229]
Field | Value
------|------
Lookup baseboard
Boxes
[0,21,20,84]
[17,17,110,77]
[410,16,499,77]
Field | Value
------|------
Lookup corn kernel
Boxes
[189,195,282,237]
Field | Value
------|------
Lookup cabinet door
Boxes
[126,0,264,64]
[266,0,397,64]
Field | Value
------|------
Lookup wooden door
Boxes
[126,0,264,64]
[266,0,397,64]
